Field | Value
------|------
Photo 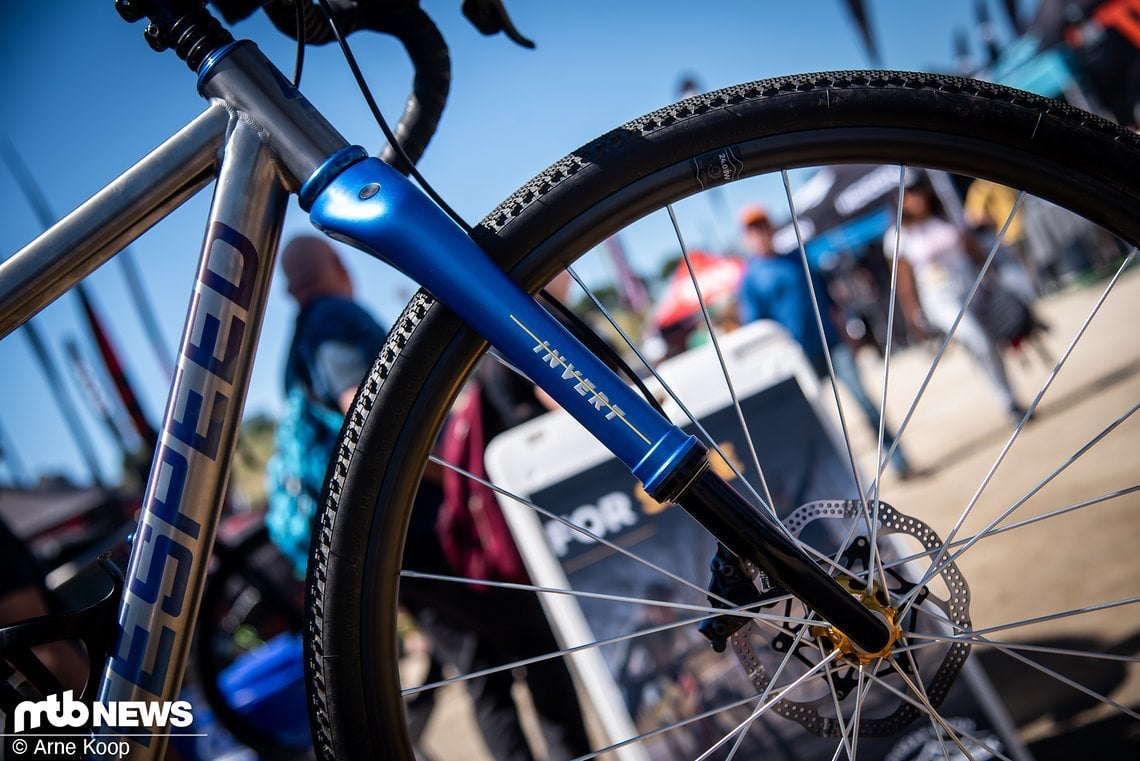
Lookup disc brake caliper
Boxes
[698,543,783,653]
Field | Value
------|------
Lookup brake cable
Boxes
[312,0,471,232]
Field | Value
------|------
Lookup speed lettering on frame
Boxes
[108,222,260,698]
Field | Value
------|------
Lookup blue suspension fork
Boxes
[304,154,892,654]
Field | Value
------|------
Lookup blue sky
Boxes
[0,1,1038,487]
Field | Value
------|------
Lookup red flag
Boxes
[76,287,159,453]
[653,252,745,329]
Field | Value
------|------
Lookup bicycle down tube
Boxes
[0,106,287,758]
[94,119,288,755]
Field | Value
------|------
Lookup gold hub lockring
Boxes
[810,576,902,665]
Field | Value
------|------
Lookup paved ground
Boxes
[413,266,1140,760]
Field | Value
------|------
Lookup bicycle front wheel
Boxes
[306,71,1140,760]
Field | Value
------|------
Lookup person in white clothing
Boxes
[885,182,1027,425]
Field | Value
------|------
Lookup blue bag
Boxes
[265,387,343,577]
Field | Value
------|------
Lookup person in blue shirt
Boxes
[737,206,913,479]
[266,236,392,578]
[279,235,389,416]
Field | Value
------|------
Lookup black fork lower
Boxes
[669,465,892,654]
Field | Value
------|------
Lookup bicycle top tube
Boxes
[197,41,351,193]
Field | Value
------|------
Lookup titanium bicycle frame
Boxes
[0,31,889,761]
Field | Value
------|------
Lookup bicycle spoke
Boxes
[900,643,955,761]
[820,166,912,600]
[911,595,1140,641]
[781,170,872,516]
[868,193,1026,496]
[430,454,742,607]
[866,165,909,595]
[903,632,1140,664]
[884,659,987,761]
[666,203,779,513]
[485,346,533,384]
[572,692,765,761]
[402,607,713,697]
[431,452,880,630]
[847,667,870,761]
[901,609,1140,723]
[865,664,1014,761]
[781,170,885,598]
[983,638,1140,721]
[916,401,1138,577]
[565,264,781,518]
[899,245,1139,612]
[817,639,857,760]
[959,484,1140,544]
[881,484,1140,573]
[575,649,841,761]
[399,569,815,628]
[702,625,815,761]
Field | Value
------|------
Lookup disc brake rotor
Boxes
[730,500,972,738]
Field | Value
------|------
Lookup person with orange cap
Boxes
[737,205,913,479]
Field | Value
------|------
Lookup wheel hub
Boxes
[726,500,972,738]
[809,576,902,666]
